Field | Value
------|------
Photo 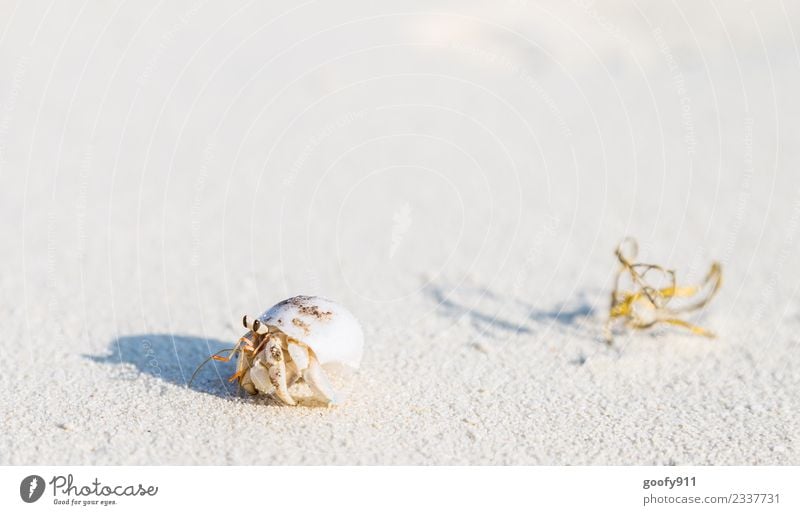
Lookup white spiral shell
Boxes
[257,295,364,370]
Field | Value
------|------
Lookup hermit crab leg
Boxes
[284,360,301,388]
[303,353,342,406]
[236,350,257,395]
[280,341,308,389]
[220,334,259,384]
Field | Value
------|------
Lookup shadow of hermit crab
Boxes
[89,334,241,398]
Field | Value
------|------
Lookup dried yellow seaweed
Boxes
[605,238,722,344]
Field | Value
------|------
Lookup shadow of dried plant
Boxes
[424,281,601,341]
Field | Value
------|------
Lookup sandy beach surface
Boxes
[1,0,799,465]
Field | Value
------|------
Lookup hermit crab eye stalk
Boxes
[243,315,269,335]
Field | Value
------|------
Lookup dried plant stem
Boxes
[605,237,723,344]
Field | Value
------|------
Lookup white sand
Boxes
[1,0,799,465]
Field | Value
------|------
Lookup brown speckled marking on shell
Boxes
[292,317,310,334]
[299,304,333,320]
[276,296,333,320]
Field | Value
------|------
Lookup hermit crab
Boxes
[191,296,364,406]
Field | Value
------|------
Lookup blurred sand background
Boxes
[1,0,799,464]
